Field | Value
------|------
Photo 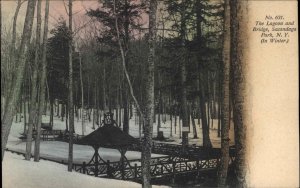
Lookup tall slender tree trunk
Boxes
[123,90,129,133]
[68,0,74,172]
[174,106,177,134]
[199,75,212,148]
[5,0,22,105]
[157,74,164,139]
[50,99,53,126]
[56,103,60,117]
[195,0,212,148]
[79,52,85,134]
[25,0,42,160]
[218,67,222,137]
[191,102,198,139]
[34,0,49,162]
[142,0,157,187]
[61,103,65,121]
[102,60,106,112]
[217,0,231,185]
[121,0,130,134]
[231,0,249,187]
[180,0,189,147]
[23,86,27,134]
[114,0,143,134]
[1,0,37,161]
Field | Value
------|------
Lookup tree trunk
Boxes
[231,0,249,187]
[141,0,157,187]
[114,0,143,134]
[23,86,27,134]
[5,0,22,104]
[50,99,53,126]
[26,0,42,160]
[199,75,212,148]
[218,78,222,138]
[34,0,49,162]
[121,0,130,134]
[56,103,60,117]
[191,102,198,139]
[123,91,129,133]
[1,0,37,161]
[66,103,68,131]
[174,106,177,134]
[61,103,65,121]
[68,0,74,172]
[217,0,231,185]
[170,106,173,137]
[180,0,189,147]
[102,60,106,112]
[157,74,164,140]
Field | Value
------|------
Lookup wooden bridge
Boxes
[71,154,234,183]
[6,142,235,184]
[69,140,236,183]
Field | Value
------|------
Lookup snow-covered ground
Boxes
[2,152,169,188]
[7,113,165,163]
[3,107,234,188]
[7,107,235,163]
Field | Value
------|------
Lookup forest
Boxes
[1,0,249,188]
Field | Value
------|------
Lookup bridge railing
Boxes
[71,155,224,181]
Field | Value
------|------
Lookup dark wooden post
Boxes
[172,162,176,184]
[94,147,99,177]
[82,162,86,174]
[134,163,138,179]
[107,160,111,177]
[185,161,188,171]
[120,149,125,180]
[196,159,199,177]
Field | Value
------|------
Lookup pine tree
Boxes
[87,0,146,133]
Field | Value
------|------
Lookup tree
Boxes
[194,0,220,148]
[5,0,24,102]
[1,0,37,161]
[142,0,157,187]
[68,0,74,172]
[25,0,42,161]
[217,0,230,185]
[87,0,146,133]
[179,0,189,147]
[163,0,191,147]
[113,0,144,126]
[231,0,249,187]
[79,52,85,135]
[34,0,50,162]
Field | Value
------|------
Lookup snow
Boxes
[3,106,234,188]
[7,106,234,163]
[7,113,165,163]
[2,152,169,188]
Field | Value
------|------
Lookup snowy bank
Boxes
[2,152,169,188]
